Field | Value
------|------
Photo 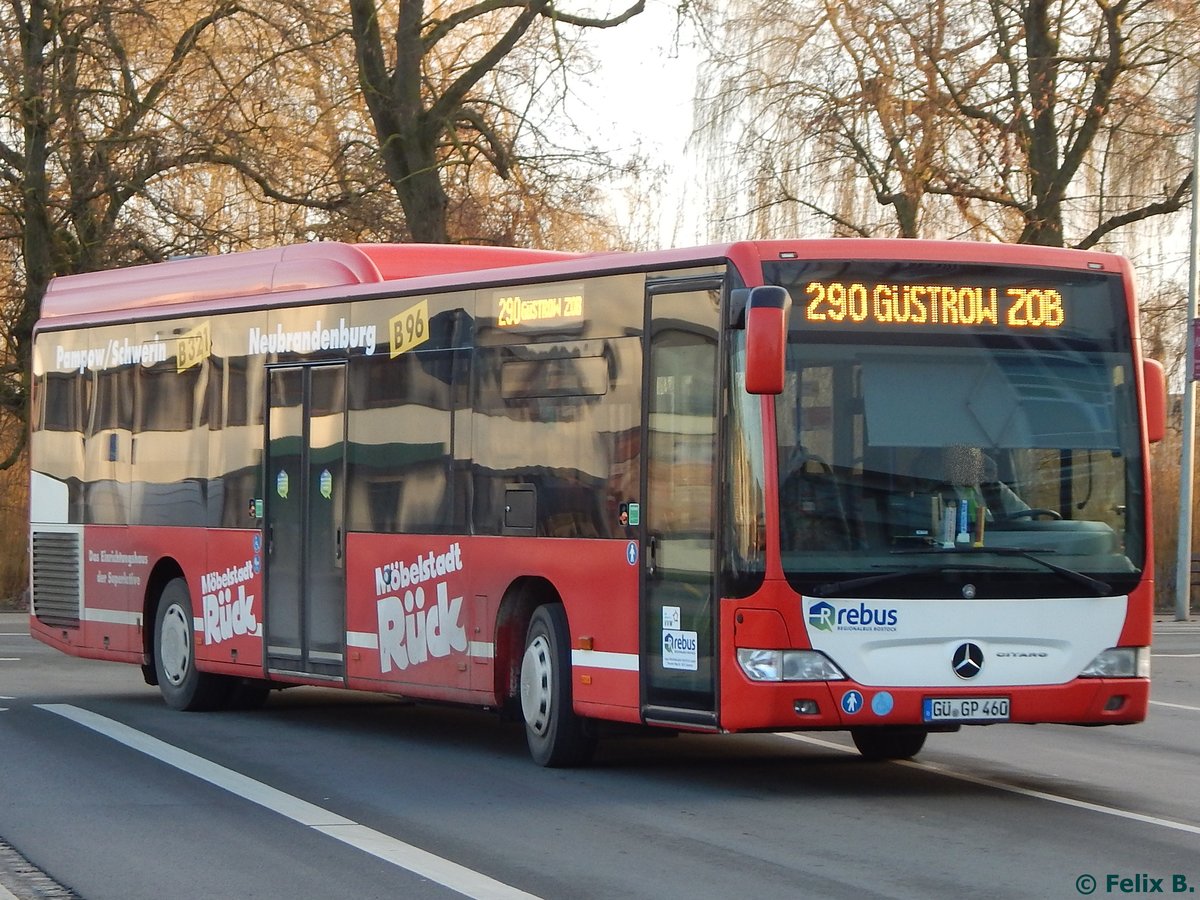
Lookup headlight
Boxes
[737,648,846,682]
[1080,647,1150,678]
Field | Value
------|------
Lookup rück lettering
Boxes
[203,584,257,644]
[373,542,467,673]
[199,559,258,644]
[376,582,468,672]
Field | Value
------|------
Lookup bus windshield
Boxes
[761,259,1144,599]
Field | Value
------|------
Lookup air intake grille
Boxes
[31,531,82,628]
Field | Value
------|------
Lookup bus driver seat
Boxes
[779,446,854,552]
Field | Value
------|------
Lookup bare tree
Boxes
[0,0,650,472]
[346,0,644,244]
[0,1,364,465]
[0,2,241,462]
[694,0,1199,249]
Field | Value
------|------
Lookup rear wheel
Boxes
[850,726,928,761]
[520,604,596,767]
[154,578,231,711]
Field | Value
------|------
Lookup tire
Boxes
[153,578,232,711]
[850,726,928,761]
[519,604,597,767]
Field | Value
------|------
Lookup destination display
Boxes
[803,280,1065,329]
[762,259,1124,344]
[495,282,585,330]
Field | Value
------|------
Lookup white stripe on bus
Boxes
[345,631,379,650]
[83,608,141,627]
[346,632,493,661]
[571,649,639,672]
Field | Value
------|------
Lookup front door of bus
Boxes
[264,363,346,679]
[641,280,721,726]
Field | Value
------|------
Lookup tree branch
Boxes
[1074,172,1190,249]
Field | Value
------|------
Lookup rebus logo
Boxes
[663,632,697,653]
[809,601,836,632]
[808,600,899,633]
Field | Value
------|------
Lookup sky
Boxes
[567,0,705,248]
[565,1,1196,289]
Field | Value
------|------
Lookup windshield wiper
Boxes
[811,547,1113,599]
[813,562,1005,598]
[890,546,1111,596]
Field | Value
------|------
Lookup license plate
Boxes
[923,697,1010,722]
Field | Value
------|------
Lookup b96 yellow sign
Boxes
[390,300,430,358]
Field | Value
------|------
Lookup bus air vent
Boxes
[31,531,82,628]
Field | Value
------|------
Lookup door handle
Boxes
[647,533,659,579]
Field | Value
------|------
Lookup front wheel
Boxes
[520,604,596,767]
[850,726,928,761]
[154,578,231,711]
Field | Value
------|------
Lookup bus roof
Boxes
[37,238,1131,327]
[39,242,583,321]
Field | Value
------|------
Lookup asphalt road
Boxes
[1,611,1197,900]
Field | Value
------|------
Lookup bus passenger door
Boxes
[264,363,347,679]
[640,280,722,727]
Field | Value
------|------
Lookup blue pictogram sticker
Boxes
[871,691,894,716]
[841,690,864,715]
[626,541,639,566]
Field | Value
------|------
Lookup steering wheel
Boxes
[999,507,1062,521]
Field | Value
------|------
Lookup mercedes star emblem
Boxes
[952,642,984,679]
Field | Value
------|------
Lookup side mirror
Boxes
[744,286,790,395]
[1142,358,1165,444]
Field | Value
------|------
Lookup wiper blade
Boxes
[890,546,1111,596]
[813,563,1002,598]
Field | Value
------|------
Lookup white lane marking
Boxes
[776,732,1200,837]
[1153,653,1200,658]
[39,704,540,900]
[0,658,18,662]
[1151,700,1200,713]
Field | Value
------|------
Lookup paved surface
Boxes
[1,612,1196,899]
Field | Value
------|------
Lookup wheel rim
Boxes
[160,602,192,687]
[520,634,553,735]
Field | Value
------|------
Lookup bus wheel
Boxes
[519,605,596,767]
[850,726,927,761]
[154,578,230,711]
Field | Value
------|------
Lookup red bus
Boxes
[29,239,1165,765]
